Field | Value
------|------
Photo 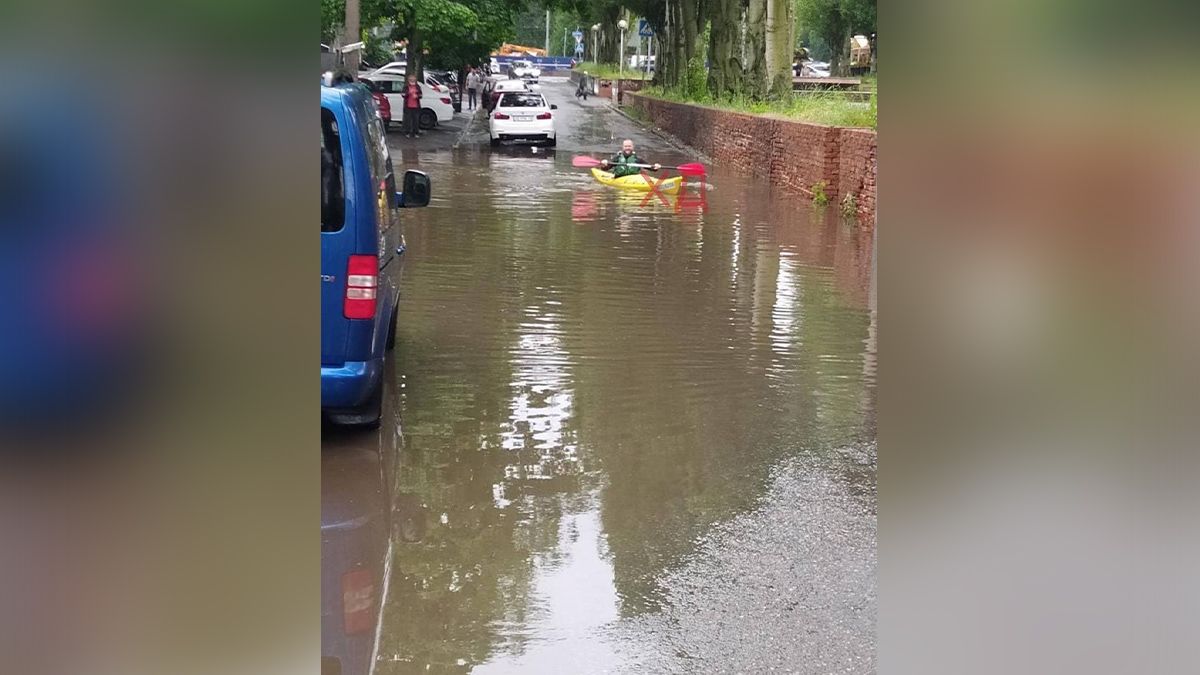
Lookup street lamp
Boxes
[591,24,600,65]
[617,18,627,78]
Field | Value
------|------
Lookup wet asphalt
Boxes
[324,76,877,675]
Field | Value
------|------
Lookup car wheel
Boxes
[546,137,556,147]
[419,109,436,129]
[490,136,500,147]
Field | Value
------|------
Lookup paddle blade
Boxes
[572,156,603,168]
[675,162,707,176]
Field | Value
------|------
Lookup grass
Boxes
[572,61,652,81]
[639,85,876,129]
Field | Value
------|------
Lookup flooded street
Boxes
[326,78,876,674]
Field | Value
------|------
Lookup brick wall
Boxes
[625,92,877,225]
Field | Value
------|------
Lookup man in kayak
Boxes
[600,139,660,178]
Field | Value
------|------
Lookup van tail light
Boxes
[492,112,510,120]
[440,97,452,104]
[344,255,378,319]
[536,112,552,119]
[342,569,375,635]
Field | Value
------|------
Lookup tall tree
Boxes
[764,0,794,98]
[707,0,741,96]
[742,0,767,97]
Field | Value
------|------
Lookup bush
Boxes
[811,181,829,206]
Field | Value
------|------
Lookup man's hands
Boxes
[652,163,661,171]
[600,159,610,168]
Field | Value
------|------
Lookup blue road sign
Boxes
[638,19,653,37]
[575,42,584,56]
[572,30,584,42]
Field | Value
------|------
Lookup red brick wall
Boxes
[625,93,877,225]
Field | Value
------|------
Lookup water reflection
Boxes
[379,139,875,672]
[497,300,580,491]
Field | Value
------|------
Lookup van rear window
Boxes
[321,107,344,233]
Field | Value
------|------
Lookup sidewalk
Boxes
[386,110,471,151]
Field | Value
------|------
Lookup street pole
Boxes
[545,10,550,55]
[344,0,360,73]
[619,29,625,79]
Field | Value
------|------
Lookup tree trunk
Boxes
[680,0,697,91]
[662,0,681,87]
[707,0,741,97]
[764,0,793,99]
[831,24,850,76]
[743,0,767,98]
[409,23,423,80]
[600,6,621,64]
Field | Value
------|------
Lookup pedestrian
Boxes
[465,67,481,111]
[402,73,422,138]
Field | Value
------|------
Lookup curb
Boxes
[452,109,485,149]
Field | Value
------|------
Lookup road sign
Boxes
[575,43,584,56]
[638,19,653,37]
[572,30,584,42]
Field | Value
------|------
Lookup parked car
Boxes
[489,90,556,147]
[509,59,541,83]
[360,75,454,130]
[486,78,529,112]
[800,60,831,78]
[321,79,431,427]
[426,70,462,112]
[627,54,656,70]
[362,82,391,127]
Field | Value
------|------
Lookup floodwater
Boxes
[336,79,876,674]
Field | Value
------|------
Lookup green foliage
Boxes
[811,180,829,206]
[640,86,876,129]
[322,0,345,43]
[363,31,396,65]
[361,0,531,71]
[796,0,875,72]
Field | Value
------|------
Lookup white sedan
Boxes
[510,60,541,83]
[361,74,454,129]
[489,91,557,147]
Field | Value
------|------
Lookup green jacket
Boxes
[608,151,645,178]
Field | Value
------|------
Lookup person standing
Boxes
[402,74,422,138]
[465,67,481,111]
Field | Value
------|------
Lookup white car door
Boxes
[373,79,407,116]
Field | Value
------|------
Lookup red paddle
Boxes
[572,155,707,177]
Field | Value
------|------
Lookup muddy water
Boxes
[375,87,875,674]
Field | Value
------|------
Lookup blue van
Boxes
[322,80,430,427]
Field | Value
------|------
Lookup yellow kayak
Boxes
[591,168,682,195]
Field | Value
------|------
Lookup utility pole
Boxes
[344,0,361,73]
[545,10,551,55]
